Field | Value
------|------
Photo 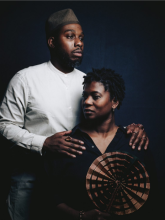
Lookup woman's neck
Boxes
[81,115,118,138]
[81,116,119,154]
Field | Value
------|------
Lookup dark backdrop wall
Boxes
[0,1,164,219]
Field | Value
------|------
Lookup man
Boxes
[0,9,148,220]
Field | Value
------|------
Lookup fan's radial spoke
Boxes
[86,152,150,215]
[87,169,116,182]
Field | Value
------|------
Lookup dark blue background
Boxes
[0,1,164,218]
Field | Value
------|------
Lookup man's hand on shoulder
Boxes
[43,130,86,158]
[125,123,149,151]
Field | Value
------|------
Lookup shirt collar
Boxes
[71,124,82,135]
[47,60,75,76]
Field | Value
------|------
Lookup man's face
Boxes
[53,23,84,68]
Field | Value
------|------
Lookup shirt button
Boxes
[91,146,94,148]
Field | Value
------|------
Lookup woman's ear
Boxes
[112,99,119,110]
[48,37,55,49]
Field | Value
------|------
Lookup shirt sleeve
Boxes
[0,73,47,155]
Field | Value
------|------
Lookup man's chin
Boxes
[54,48,83,68]
[67,57,82,68]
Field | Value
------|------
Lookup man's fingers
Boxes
[54,130,72,138]
[61,145,84,155]
[131,128,144,149]
[144,137,149,150]
[69,137,84,146]
[137,138,145,151]
[67,142,86,151]
[131,135,141,149]
[63,136,85,150]
[136,129,148,150]
[64,136,84,145]
[126,123,144,134]
[129,131,139,148]
[60,130,72,136]
[138,136,149,150]
[129,128,149,150]
[137,123,144,129]
[126,123,135,134]
[126,124,149,150]
[127,128,133,134]
[59,150,76,158]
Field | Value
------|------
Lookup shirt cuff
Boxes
[31,134,47,156]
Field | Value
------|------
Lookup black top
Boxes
[44,125,158,220]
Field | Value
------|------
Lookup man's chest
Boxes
[26,75,84,116]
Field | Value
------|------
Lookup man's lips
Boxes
[72,50,83,57]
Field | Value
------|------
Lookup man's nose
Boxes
[74,38,83,48]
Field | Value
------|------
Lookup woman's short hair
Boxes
[83,68,125,109]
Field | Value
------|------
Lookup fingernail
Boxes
[81,147,86,150]
[138,147,141,151]
[132,145,135,149]
[129,142,132,146]
[78,151,83,154]
[72,155,76,158]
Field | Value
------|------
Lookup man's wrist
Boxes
[43,137,49,148]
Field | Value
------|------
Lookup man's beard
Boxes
[54,47,83,68]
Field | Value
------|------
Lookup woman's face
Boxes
[82,81,115,120]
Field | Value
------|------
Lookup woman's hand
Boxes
[43,130,86,157]
[83,209,111,220]
[126,123,149,150]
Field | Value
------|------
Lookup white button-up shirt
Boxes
[0,61,85,155]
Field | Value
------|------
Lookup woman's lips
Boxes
[84,109,94,113]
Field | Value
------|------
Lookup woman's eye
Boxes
[82,93,88,99]
[82,95,87,99]
[93,96,100,100]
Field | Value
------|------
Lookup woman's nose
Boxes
[83,96,92,105]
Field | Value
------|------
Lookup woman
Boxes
[44,68,157,220]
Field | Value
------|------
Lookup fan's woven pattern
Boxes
[86,152,150,215]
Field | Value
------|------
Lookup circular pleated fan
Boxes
[86,151,150,215]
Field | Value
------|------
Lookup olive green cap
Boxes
[46,8,79,36]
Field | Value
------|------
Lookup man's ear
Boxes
[112,99,119,110]
[48,37,55,49]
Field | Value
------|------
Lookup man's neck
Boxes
[51,57,74,74]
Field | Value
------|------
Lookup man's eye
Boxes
[67,35,74,39]
[79,36,84,42]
